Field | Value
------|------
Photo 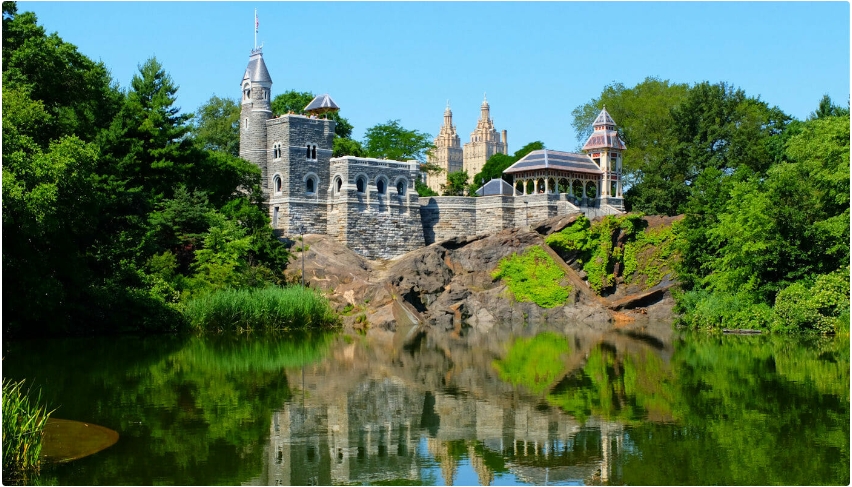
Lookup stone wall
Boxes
[420,193,623,245]
[328,157,425,259]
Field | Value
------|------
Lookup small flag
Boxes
[255,10,259,33]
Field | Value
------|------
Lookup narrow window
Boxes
[273,206,279,227]
[396,181,405,195]
[306,145,311,158]
[244,118,248,129]
[311,145,317,160]
[274,176,282,193]
[377,179,385,194]
[306,178,315,193]
[336,178,343,193]
[356,177,365,193]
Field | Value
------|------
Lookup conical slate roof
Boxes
[593,106,616,127]
[242,50,272,84]
[304,94,340,113]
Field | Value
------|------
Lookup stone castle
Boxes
[239,48,624,260]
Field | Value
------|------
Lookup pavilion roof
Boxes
[503,149,603,175]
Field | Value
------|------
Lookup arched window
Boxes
[526,180,534,194]
[516,181,524,194]
[572,180,583,196]
[559,178,570,193]
[356,177,365,193]
[396,180,405,196]
[306,178,315,193]
[611,181,617,197]
[311,145,317,160]
[537,178,545,193]
[273,175,282,193]
[586,181,597,198]
[377,179,386,195]
[548,178,556,193]
[335,177,343,194]
[306,145,311,158]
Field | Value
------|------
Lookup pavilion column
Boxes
[523,179,528,195]
[582,182,587,199]
[544,178,549,193]
[568,180,574,197]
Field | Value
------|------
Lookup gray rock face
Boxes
[287,224,630,336]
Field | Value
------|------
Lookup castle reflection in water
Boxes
[243,329,646,486]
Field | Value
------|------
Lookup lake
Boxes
[3,323,848,485]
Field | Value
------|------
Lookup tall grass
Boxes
[183,286,339,332]
[2,378,52,480]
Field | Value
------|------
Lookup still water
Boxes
[3,325,849,485]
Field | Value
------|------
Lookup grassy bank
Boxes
[183,286,339,333]
[2,379,52,482]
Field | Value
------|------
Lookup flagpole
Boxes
[254,9,257,50]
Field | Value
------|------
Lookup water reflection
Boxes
[3,326,848,485]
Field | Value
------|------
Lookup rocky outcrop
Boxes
[285,213,678,337]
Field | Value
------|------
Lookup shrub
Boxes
[676,290,771,331]
[2,379,52,481]
[772,268,850,334]
[492,246,571,308]
[183,286,339,332]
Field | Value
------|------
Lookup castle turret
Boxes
[240,48,273,182]
[582,106,625,207]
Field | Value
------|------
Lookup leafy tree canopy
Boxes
[191,95,240,157]
[808,94,850,120]
[442,170,470,196]
[363,119,434,162]
[271,89,353,139]
[571,77,688,189]
[469,141,544,195]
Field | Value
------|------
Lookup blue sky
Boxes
[18,2,851,152]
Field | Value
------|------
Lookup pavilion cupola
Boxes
[582,106,626,151]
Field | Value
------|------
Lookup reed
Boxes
[183,286,339,332]
[2,378,52,480]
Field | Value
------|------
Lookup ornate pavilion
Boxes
[502,107,625,209]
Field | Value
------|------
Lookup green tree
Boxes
[442,170,470,196]
[469,141,545,194]
[676,114,849,332]
[572,78,689,190]
[629,81,789,215]
[333,136,366,157]
[2,5,122,146]
[808,94,850,120]
[271,89,353,139]
[191,95,240,156]
[363,119,433,162]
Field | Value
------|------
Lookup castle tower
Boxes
[463,94,508,184]
[239,48,273,186]
[426,102,463,193]
[582,106,626,209]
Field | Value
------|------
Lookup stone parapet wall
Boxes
[328,157,424,259]
[420,193,589,245]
